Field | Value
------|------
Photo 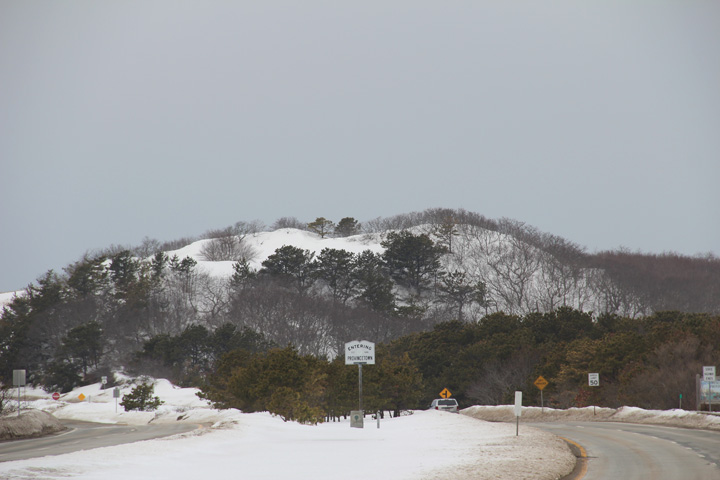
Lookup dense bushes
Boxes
[199,344,423,424]
[388,309,720,410]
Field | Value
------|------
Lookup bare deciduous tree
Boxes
[271,217,306,230]
[199,226,257,262]
[466,349,540,405]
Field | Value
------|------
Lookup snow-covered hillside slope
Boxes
[163,225,617,319]
[1,223,640,319]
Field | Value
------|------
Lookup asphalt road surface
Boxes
[532,422,720,480]
[0,420,199,462]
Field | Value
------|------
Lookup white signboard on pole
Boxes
[12,370,26,387]
[514,391,522,436]
[345,340,375,365]
[588,373,600,387]
[703,366,716,382]
[514,391,523,417]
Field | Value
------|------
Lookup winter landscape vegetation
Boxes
[1,209,720,478]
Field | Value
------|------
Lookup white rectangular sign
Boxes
[703,366,716,382]
[12,369,26,387]
[345,340,375,365]
[588,373,600,387]
[514,391,522,417]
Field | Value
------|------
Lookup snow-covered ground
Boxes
[4,376,720,479]
[0,377,575,480]
[464,404,720,431]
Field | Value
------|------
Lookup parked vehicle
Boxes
[429,398,458,413]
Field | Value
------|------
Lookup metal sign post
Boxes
[588,373,599,415]
[514,391,522,436]
[358,363,363,413]
[12,370,26,417]
[703,366,716,412]
[534,376,548,413]
[113,387,120,413]
[345,340,375,428]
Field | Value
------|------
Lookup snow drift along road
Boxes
[0,378,575,480]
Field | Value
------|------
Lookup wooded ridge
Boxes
[1,208,718,422]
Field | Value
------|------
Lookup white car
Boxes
[429,398,459,413]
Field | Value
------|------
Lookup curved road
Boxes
[0,420,199,462]
[532,422,720,480]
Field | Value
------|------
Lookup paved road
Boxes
[532,422,720,480]
[0,420,199,462]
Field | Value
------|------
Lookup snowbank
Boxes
[463,405,720,431]
[0,379,576,480]
[0,409,66,440]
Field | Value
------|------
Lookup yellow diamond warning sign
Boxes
[533,376,549,391]
[439,388,452,399]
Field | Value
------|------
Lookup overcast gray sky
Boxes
[1,1,719,292]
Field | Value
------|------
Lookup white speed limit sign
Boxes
[588,373,600,387]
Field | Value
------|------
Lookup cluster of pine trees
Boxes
[148,307,720,424]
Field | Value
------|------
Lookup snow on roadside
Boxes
[463,405,720,431]
[1,378,575,480]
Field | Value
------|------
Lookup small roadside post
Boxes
[703,366,716,412]
[514,391,522,436]
[588,373,599,415]
[113,387,120,413]
[12,370,26,416]
[534,376,548,412]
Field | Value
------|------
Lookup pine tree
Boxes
[62,321,104,375]
[120,383,164,411]
[381,231,447,297]
[307,217,335,238]
[314,248,357,304]
[335,217,360,237]
[260,245,317,293]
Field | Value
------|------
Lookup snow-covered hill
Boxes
[165,228,385,280]
[163,225,615,319]
[0,223,642,320]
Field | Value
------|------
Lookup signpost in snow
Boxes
[704,366,716,411]
[534,376,548,412]
[588,373,600,415]
[514,391,522,436]
[12,369,26,416]
[113,387,121,413]
[345,340,375,428]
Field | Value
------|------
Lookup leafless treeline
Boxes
[364,208,720,318]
